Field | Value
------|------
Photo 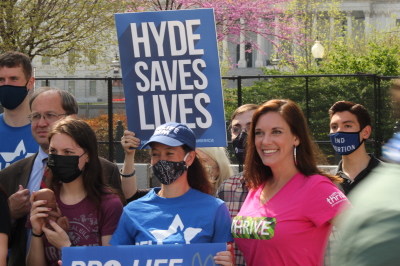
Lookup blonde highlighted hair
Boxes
[196,147,233,195]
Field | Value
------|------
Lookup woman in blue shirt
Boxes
[110,122,233,265]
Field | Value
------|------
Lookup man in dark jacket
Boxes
[0,87,122,266]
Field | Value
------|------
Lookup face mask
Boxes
[232,131,247,164]
[47,153,86,183]
[330,130,365,155]
[0,81,29,110]
[151,153,189,185]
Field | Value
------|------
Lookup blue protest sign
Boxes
[62,243,226,266]
[114,9,227,148]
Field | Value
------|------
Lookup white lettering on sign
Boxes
[130,20,204,57]
[138,93,212,129]
[71,259,183,266]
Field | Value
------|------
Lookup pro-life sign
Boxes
[114,9,227,148]
[62,243,226,266]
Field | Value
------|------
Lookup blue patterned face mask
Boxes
[330,130,364,155]
[151,153,189,185]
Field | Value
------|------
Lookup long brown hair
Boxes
[180,145,214,195]
[47,117,121,209]
[244,99,341,188]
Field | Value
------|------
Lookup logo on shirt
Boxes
[140,214,202,245]
[326,191,347,207]
[0,140,35,169]
[231,216,276,240]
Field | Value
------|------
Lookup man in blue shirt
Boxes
[0,51,38,170]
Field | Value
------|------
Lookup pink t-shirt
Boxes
[233,172,350,266]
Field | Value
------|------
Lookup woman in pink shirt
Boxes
[232,99,350,266]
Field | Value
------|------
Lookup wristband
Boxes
[31,231,44,237]
[120,168,136,178]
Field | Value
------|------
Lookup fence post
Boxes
[377,76,382,157]
[107,77,114,162]
[115,120,124,163]
[237,76,242,107]
[305,76,309,125]
[373,75,379,157]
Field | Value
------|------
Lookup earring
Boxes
[294,145,298,166]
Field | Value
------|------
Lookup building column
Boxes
[222,38,228,63]
[329,14,334,40]
[364,10,371,38]
[346,11,353,39]
[381,11,388,29]
[221,19,228,63]
[373,11,379,30]
[237,18,247,68]
[383,11,390,28]
[274,16,280,58]
[255,20,264,68]
[312,11,318,40]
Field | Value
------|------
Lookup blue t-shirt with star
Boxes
[110,187,233,245]
[0,114,38,169]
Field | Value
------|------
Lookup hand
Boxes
[29,191,50,235]
[43,220,71,250]
[214,243,233,266]
[9,185,30,220]
[121,130,140,155]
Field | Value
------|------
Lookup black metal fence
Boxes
[36,74,399,163]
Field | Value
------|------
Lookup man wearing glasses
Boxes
[0,87,123,266]
[0,51,38,170]
[216,103,258,266]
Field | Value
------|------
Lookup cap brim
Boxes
[141,135,185,149]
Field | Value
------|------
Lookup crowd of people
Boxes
[0,50,398,266]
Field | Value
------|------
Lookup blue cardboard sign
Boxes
[114,9,227,148]
[62,243,226,266]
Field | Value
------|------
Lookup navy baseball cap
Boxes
[141,122,196,150]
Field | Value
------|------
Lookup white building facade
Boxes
[33,0,400,100]
[225,0,400,76]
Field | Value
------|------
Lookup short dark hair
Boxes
[229,104,258,128]
[0,51,32,80]
[29,87,78,114]
[329,101,371,130]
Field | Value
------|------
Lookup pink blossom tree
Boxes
[129,0,300,57]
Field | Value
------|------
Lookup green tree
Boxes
[0,0,137,67]
[223,32,400,163]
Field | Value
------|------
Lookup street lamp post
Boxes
[111,54,121,78]
[270,53,280,70]
[311,40,325,65]
[110,54,123,98]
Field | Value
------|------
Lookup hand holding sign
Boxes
[115,9,227,148]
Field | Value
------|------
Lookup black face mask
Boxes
[232,131,247,164]
[47,153,85,183]
[0,80,29,110]
[151,153,189,185]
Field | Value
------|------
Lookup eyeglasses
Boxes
[232,125,250,134]
[28,112,69,123]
